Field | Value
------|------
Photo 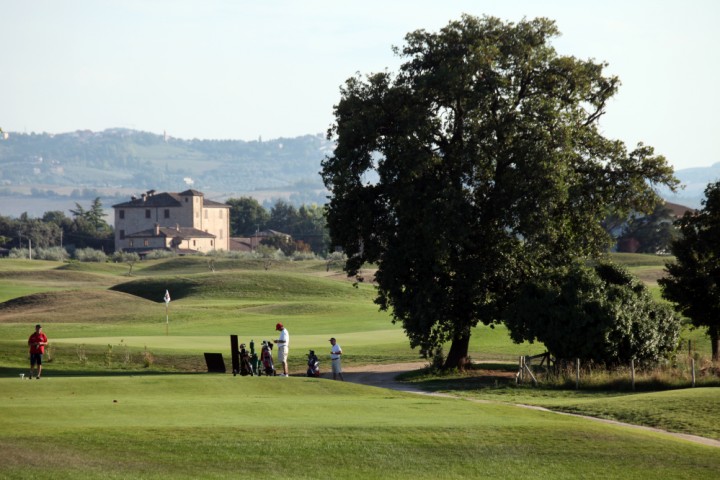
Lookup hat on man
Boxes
[35,324,42,329]
[276,323,284,331]
[329,337,336,342]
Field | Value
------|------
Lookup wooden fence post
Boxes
[524,357,538,386]
[691,358,696,388]
[575,358,580,390]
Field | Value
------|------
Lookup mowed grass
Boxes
[404,367,720,440]
[1,255,719,479]
[1,375,719,480]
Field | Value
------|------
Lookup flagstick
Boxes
[165,302,169,336]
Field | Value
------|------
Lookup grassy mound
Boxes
[110,270,374,302]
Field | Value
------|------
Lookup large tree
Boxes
[660,181,720,360]
[321,15,677,369]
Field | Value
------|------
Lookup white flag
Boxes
[164,290,171,303]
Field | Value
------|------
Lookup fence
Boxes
[516,353,701,390]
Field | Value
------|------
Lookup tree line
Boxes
[0,196,330,256]
[226,197,330,256]
[0,198,113,253]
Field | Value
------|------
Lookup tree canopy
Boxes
[504,262,680,365]
[226,197,270,236]
[660,181,720,360]
[321,15,678,368]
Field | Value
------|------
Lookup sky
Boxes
[1,0,718,171]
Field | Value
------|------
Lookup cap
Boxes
[275,323,283,331]
[329,337,336,342]
[35,324,42,329]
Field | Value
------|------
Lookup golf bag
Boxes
[259,340,275,376]
[306,350,320,377]
[239,344,254,376]
[250,339,260,374]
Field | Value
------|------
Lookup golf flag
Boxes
[164,290,171,304]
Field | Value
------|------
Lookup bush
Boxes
[292,251,316,261]
[35,246,69,261]
[74,248,108,262]
[8,247,30,259]
[504,261,682,366]
[144,249,176,260]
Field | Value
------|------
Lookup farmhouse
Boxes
[112,189,230,254]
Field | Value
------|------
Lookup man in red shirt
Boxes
[28,324,48,379]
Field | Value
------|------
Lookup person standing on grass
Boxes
[28,324,48,379]
[275,323,290,376]
[329,337,344,381]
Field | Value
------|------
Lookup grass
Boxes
[401,361,720,440]
[0,254,718,478]
[1,375,719,479]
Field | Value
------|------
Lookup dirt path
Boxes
[339,362,720,448]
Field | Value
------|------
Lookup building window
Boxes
[119,230,125,240]
[193,240,196,246]
[185,198,189,203]
[204,210,208,219]
[164,209,170,219]
[145,209,151,219]
[219,229,223,239]
[144,239,149,247]
[119,210,125,219]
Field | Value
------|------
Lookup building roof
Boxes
[664,200,695,218]
[229,237,254,252]
[126,226,216,239]
[112,190,229,209]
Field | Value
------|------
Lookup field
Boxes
[0,254,718,479]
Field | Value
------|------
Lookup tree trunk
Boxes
[711,325,719,362]
[443,333,470,370]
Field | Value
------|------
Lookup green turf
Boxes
[1,375,718,479]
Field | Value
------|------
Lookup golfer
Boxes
[329,337,344,381]
[275,322,290,377]
[28,324,48,379]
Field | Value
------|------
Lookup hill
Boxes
[0,128,332,217]
[657,162,720,209]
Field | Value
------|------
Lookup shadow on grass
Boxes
[398,362,519,392]
[0,366,218,378]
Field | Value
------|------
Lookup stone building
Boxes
[112,189,230,254]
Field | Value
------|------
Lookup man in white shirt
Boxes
[275,323,290,376]
[329,337,344,381]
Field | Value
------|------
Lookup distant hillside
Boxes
[0,129,332,210]
[658,162,720,209]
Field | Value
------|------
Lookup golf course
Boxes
[1,255,718,479]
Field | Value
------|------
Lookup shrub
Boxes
[504,261,682,366]
[74,247,108,262]
[144,249,176,260]
[35,246,69,261]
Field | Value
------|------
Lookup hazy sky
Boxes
[1,0,718,170]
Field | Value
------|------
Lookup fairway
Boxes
[1,375,719,479]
